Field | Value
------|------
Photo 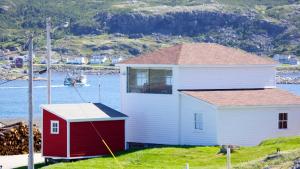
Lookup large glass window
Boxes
[127,67,172,94]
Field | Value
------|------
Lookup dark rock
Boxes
[128,33,144,39]
[264,153,282,162]
[128,48,141,56]
[70,23,101,35]
[52,47,69,54]
[219,145,240,154]
[292,158,300,169]
[97,45,112,50]
[95,11,286,37]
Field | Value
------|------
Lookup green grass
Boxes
[38,136,300,169]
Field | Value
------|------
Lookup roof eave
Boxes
[116,63,278,67]
[217,104,300,110]
[67,117,128,123]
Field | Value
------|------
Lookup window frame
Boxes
[278,113,288,130]
[194,113,203,130]
[50,120,59,134]
[127,67,173,94]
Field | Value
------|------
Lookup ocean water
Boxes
[0,72,299,119]
[0,72,120,118]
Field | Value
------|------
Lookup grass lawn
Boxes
[38,136,300,169]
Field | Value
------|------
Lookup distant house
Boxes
[111,57,124,64]
[15,57,24,68]
[21,54,35,62]
[66,57,87,65]
[273,54,299,65]
[117,43,300,146]
[40,59,59,64]
[89,55,108,64]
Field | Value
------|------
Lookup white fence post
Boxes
[185,163,189,169]
[227,146,231,169]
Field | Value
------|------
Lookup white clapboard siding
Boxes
[217,106,300,146]
[178,66,276,90]
[180,94,218,145]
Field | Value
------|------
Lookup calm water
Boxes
[0,72,120,119]
[0,72,299,119]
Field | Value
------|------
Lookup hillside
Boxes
[0,0,300,58]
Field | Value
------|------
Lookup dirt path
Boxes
[0,153,44,169]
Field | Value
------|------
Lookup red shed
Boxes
[41,103,127,160]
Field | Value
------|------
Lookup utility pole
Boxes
[28,34,34,169]
[46,17,52,104]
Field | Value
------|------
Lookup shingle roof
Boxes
[119,43,277,65]
[180,88,300,107]
[41,103,127,121]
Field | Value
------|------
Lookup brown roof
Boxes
[181,88,300,107]
[120,43,277,65]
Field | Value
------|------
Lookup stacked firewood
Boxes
[0,122,41,155]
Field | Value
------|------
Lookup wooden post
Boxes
[226,146,231,169]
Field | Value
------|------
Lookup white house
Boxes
[66,57,87,64]
[117,43,300,146]
[111,57,124,64]
[89,55,108,64]
[273,54,299,65]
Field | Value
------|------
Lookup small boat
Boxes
[64,71,87,86]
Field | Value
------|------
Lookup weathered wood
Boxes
[0,122,41,155]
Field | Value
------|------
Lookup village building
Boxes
[117,43,300,146]
[41,103,127,159]
[66,57,87,65]
[89,55,108,64]
[111,57,124,65]
[273,54,299,65]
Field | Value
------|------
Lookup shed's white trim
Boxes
[67,117,127,123]
[41,107,44,156]
[41,106,127,122]
[41,107,66,120]
[50,120,59,134]
[67,121,70,158]
[43,155,103,160]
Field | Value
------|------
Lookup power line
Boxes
[72,85,87,102]
[0,69,47,86]
[71,85,123,169]
[0,74,28,86]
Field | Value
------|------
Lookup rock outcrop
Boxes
[94,10,287,55]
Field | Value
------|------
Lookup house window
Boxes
[278,113,288,129]
[127,67,172,94]
[136,71,148,87]
[51,121,59,134]
[194,113,203,130]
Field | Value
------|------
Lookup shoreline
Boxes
[1,117,42,130]
[0,64,120,81]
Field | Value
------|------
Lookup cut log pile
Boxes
[0,122,41,155]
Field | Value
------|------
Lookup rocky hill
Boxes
[0,0,300,58]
